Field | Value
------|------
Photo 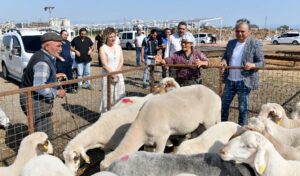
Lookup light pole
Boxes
[44,6,55,20]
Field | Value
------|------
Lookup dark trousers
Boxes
[221,80,251,125]
[20,93,54,139]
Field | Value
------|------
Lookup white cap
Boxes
[181,32,195,45]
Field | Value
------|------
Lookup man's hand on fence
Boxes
[220,59,227,67]
[56,73,67,81]
[155,55,165,64]
[57,89,66,98]
[244,62,256,70]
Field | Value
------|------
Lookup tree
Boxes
[277,25,290,31]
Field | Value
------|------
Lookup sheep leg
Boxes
[155,134,170,153]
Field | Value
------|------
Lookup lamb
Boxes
[111,77,180,109]
[246,117,300,147]
[101,85,221,169]
[63,77,180,173]
[291,101,300,119]
[0,107,10,128]
[0,132,53,176]
[175,122,241,155]
[20,155,73,176]
[245,117,300,160]
[91,171,118,176]
[107,151,255,176]
[258,103,300,128]
[219,130,300,176]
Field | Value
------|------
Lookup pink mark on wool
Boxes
[122,98,133,104]
[121,155,129,161]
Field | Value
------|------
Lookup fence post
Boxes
[26,91,34,134]
[149,65,155,92]
[107,75,112,110]
[218,67,223,96]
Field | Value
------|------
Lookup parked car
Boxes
[1,29,77,82]
[119,30,144,50]
[272,32,300,45]
[193,33,213,44]
[1,29,46,82]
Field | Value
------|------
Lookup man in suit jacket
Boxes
[220,18,264,125]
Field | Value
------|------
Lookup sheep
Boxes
[107,151,255,176]
[111,77,180,109]
[0,132,53,176]
[245,117,300,147]
[244,117,300,160]
[0,107,10,128]
[91,171,118,176]
[258,103,300,128]
[291,101,300,119]
[101,85,221,170]
[63,77,180,173]
[175,122,241,155]
[20,155,74,176]
[219,130,300,176]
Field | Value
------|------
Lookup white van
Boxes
[193,33,213,44]
[1,29,46,82]
[119,30,145,50]
[272,32,300,45]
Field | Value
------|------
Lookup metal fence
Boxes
[0,65,300,169]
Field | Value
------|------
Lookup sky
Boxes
[1,0,300,28]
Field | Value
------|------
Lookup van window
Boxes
[22,36,42,53]
[193,34,198,38]
[122,33,126,39]
[126,33,133,40]
[199,34,206,37]
[12,36,21,48]
[287,33,299,37]
[3,35,11,50]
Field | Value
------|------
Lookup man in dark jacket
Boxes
[20,32,66,138]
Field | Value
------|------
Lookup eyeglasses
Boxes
[235,30,246,33]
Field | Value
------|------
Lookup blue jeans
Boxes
[221,80,251,125]
[77,62,91,88]
[143,58,155,86]
[136,47,142,66]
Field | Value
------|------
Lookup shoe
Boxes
[142,84,148,89]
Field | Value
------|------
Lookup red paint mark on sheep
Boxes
[121,155,129,161]
[122,98,133,104]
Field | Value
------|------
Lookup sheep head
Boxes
[219,131,269,175]
[25,132,53,155]
[153,77,180,94]
[63,147,90,174]
[243,117,266,133]
[258,103,285,124]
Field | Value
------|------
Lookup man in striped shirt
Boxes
[20,32,66,138]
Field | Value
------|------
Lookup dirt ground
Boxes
[1,41,300,174]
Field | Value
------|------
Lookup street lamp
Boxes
[44,6,55,19]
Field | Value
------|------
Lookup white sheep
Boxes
[219,130,300,176]
[101,85,221,170]
[112,77,180,109]
[175,122,241,155]
[91,171,118,176]
[246,117,300,147]
[21,155,73,176]
[291,101,300,119]
[258,103,300,128]
[0,132,53,176]
[107,151,255,176]
[0,108,10,128]
[63,77,180,173]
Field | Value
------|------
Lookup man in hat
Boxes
[20,32,66,138]
[156,32,209,86]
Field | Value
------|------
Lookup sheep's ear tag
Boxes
[259,164,265,174]
[276,118,282,125]
[83,156,91,164]
[37,143,48,152]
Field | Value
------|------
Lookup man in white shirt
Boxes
[220,18,264,125]
[168,21,188,56]
[134,29,146,66]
